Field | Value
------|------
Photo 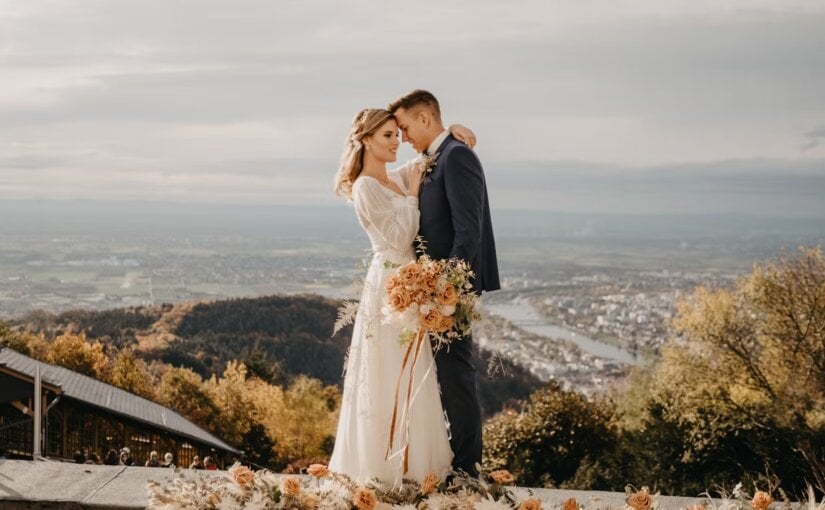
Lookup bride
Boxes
[329,108,475,484]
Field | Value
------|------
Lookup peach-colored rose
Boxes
[399,263,423,285]
[282,476,302,497]
[353,487,377,510]
[562,498,579,510]
[420,471,439,496]
[627,488,652,510]
[301,493,321,510]
[307,464,330,478]
[412,289,430,305]
[490,469,515,485]
[751,491,773,510]
[436,315,454,333]
[518,499,542,510]
[421,269,439,293]
[436,284,458,306]
[385,275,402,293]
[389,288,412,311]
[232,466,255,488]
[421,310,444,331]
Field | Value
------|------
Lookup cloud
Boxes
[801,125,825,150]
[2,0,825,204]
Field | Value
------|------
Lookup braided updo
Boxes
[334,108,395,198]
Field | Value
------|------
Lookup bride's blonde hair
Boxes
[334,108,394,198]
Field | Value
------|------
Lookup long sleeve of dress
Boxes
[353,177,420,252]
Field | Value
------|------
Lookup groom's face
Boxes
[393,107,430,154]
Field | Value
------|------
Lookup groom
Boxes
[389,90,500,477]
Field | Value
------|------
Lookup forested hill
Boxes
[13,294,542,417]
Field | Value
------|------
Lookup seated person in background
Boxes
[189,455,204,470]
[145,450,161,467]
[203,456,217,470]
[162,452,175,468]
[119,447,134,466]
[103,449,119,465]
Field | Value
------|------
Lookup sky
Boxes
[1,0,825,213]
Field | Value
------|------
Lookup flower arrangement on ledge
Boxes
[147,464,820,510]
[147,465,538,510]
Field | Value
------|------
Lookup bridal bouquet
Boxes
[380,252,481,474]
[382,254,480,349]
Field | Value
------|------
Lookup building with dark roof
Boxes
[0,347,241,467]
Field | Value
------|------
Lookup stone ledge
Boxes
[0,460,795,509]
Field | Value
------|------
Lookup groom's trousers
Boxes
[433,333,482,477]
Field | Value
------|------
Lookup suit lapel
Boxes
[430,134,453,180]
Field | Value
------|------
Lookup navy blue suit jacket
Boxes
[417,134,500,295]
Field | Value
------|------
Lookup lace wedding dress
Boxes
[329,166,453,484]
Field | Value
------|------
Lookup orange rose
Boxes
[436,315,454,333]
[627,488,651,510]
[562,498,579,510]
[436,284,458,306]
[307,464,329,478]
[389,288,412,311]
[282,476,302,497]
[751,491,773,510]
[420,471,439,496]
[518,499,542,510]
[421,310,444,331]
[399,263,423,285]
[490,469,515,485]
[353,487,377,510]
[232,465,255,488]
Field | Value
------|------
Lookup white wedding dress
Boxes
[329,166,453,484]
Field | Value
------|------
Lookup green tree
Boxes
[483,381,616,487]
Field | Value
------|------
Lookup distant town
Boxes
[1,226,760,398]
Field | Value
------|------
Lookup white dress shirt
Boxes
[426,129,449,156]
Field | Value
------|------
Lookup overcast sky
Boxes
[1,0,824,212]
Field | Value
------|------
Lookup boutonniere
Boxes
[421,152,439,174]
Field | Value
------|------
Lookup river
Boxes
[485,302,642,365]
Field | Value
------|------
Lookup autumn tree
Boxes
[648,246,825,494]
[108,350,157,400]
[0,321,31,355]
[42,332,108,378]
[158,366,220,429]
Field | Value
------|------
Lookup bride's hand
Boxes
[407,160,427,197]
[448,124,477,148]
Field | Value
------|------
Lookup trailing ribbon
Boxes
[385,327,431,475]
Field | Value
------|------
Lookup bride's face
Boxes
[366,119,400,163]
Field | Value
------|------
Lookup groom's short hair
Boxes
[388,89,441,121]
